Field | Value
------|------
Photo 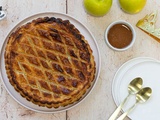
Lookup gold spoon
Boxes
[108,77,143,120]
[117,87,152,120]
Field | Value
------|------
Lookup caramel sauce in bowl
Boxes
[105,20,136,51]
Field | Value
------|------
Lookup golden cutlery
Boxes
[117,87,152,120]
[108,77,143,120]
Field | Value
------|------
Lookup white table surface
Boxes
[0,0,160,120]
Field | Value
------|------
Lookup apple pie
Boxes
[5,17,96,108]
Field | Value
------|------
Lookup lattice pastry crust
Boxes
[5,17,96,108]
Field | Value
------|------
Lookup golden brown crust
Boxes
[5,17,95,108]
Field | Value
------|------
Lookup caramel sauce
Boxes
[107,23,133,49]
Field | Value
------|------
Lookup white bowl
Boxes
[105,20,136,51]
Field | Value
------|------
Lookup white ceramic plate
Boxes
[0,12,101,113]
[112,57,160,120]
[112,57,157,102]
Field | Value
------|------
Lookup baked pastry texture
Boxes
[5,17,96,108]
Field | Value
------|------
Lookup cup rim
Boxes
[105,20,136,51]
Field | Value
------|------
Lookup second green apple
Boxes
[83,0,112,16]
[119,0,147,14]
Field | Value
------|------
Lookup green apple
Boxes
[83,0,112,17]
[119,0,147,14]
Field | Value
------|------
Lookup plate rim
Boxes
[0,12,101,113]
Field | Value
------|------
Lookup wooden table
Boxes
[0,0,160,120]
